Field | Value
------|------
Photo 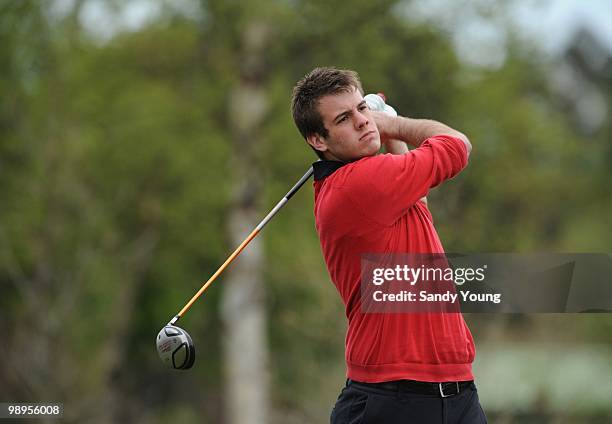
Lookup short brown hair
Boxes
[291,67,363,158]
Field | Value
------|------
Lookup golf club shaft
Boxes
[169,166,315,326]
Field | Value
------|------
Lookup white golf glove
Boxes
[364,93,397,117]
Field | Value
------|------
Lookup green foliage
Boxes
[1,0,611,422]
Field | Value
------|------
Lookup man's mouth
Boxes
[360,130,376,141]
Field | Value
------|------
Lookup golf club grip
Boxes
[286,166,314,200]
[256,166,314,231]
[173,166,314,321]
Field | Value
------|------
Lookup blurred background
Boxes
[1,0,611,422]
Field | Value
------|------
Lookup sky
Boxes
[405,0,612,67]
[512,0,612,54]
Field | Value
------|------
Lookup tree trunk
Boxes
[220,20,271,424]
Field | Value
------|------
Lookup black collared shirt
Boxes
[313,160,346,181]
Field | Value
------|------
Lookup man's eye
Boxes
[338,116,348,123]
[359,105,368,111]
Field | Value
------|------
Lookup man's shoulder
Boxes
[323,154,385,187]
[344,153,404,178]
[346,153,392,172]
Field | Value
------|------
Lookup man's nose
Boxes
[355,111,369,129]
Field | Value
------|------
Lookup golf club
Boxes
[157,165,315,369]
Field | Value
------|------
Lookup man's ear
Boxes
[306,133,328,154]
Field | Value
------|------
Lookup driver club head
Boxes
[156,325,196,370]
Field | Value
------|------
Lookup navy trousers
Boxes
[330,380,488,424]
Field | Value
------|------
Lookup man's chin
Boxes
[366,139,381,156]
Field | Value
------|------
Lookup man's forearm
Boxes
[387,117,472,154]
[383,138,409,155]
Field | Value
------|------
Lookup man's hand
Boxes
[370,110,399,144]
[365,94,397,139]
[364,92,470,153]
[365,93,406,154]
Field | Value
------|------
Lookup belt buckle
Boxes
[438,382,460,398]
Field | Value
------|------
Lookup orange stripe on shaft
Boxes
[177,227,261,318]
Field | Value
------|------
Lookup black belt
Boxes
[348,379,473,398]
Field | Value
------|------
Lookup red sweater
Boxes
[313,134,475,383]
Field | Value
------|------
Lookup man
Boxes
[291,67,487,423]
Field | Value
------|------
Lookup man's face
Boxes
[308,87,381,162]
